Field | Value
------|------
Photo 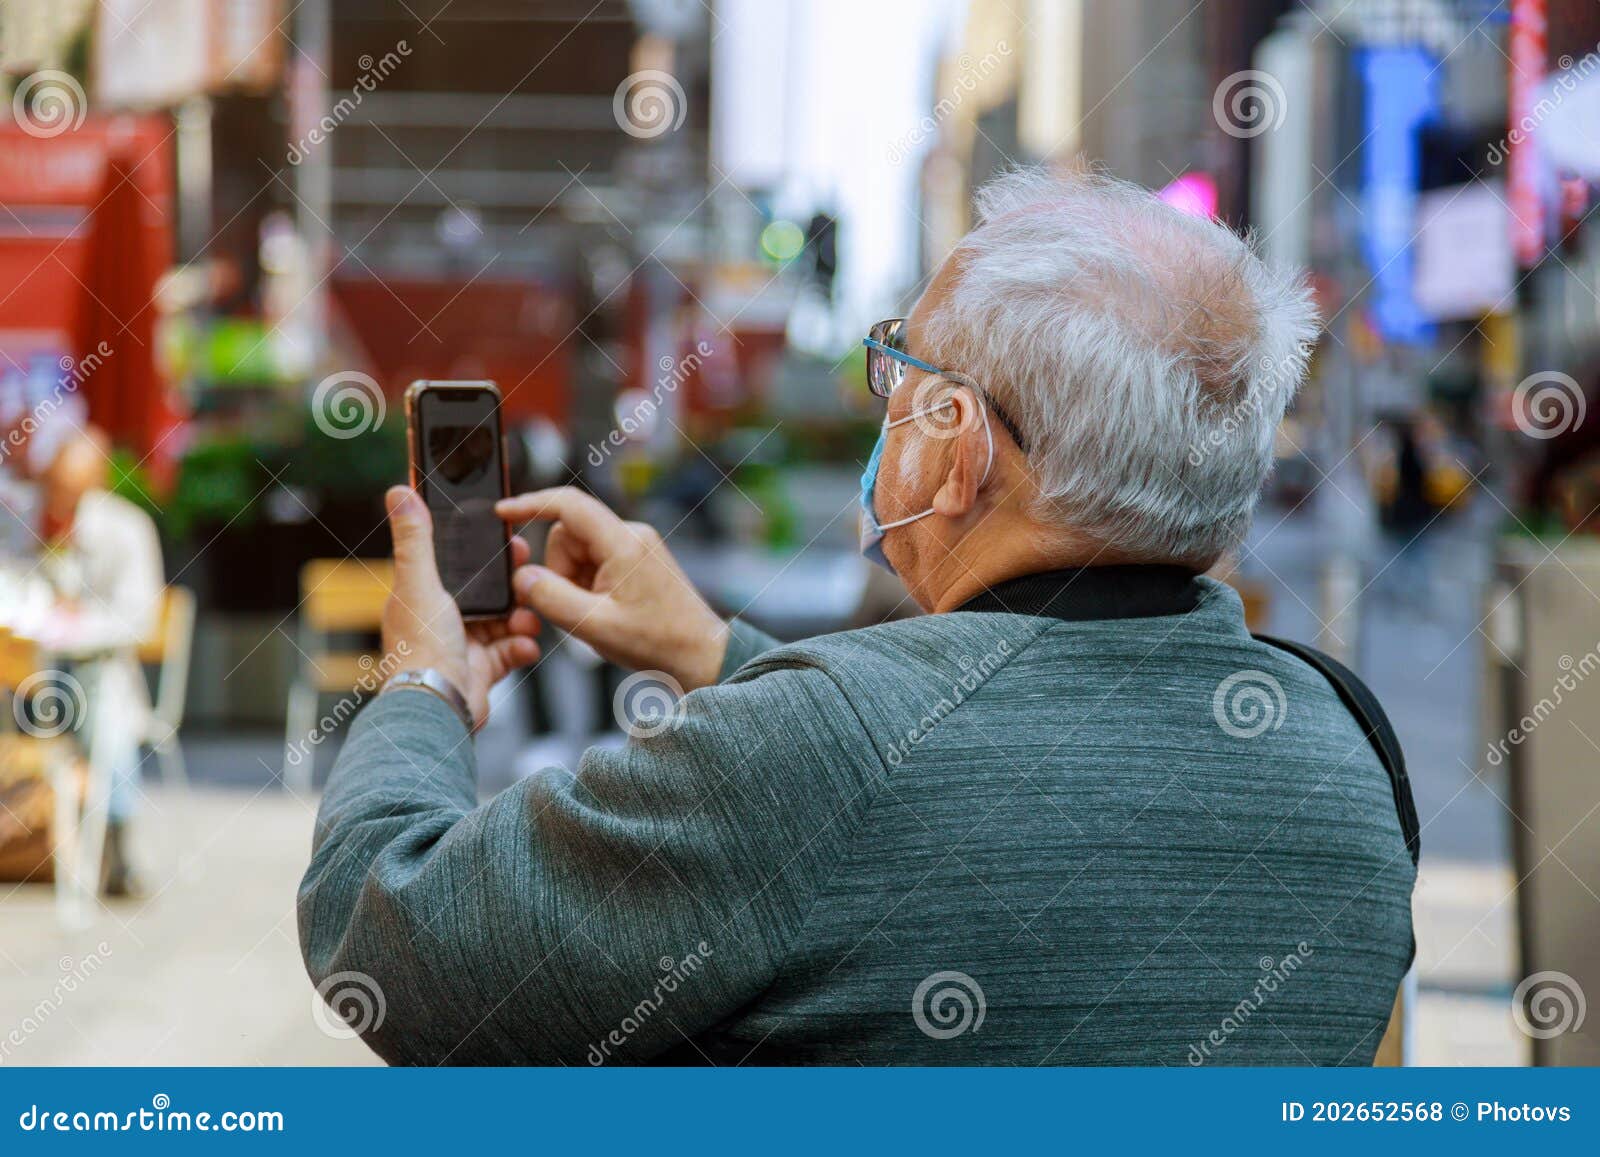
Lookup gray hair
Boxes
[922,167,1319,565]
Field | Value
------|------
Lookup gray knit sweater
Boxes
[298,572,1414,1065]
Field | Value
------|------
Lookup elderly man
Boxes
[299,170,1416,1065]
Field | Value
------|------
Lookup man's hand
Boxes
[495,488,729,692]
[383,486,540,728]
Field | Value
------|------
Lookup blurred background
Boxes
[1,0,1598,1066]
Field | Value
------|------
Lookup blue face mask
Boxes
[858,395,994,575]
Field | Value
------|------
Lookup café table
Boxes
[0,589,140,926]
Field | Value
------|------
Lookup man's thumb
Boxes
[515,566,603,633]
[386,486,441,586]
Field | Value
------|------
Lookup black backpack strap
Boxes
[1252,634,1421,870]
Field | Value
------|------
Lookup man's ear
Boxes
[931,388,990,519]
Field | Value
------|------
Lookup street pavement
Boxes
[0,783,375,1066]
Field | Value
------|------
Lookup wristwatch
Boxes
[381,668,475,732]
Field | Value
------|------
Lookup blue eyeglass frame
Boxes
[861,335,942,384]
[861,320,1029,452]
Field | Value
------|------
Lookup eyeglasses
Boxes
[862,318,1029,452]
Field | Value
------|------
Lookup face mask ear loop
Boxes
[883,398,953,431]
[976,396,995,488]
[871,392,995,533]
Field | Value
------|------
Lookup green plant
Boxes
[107,449,160,520]
[270,406,406,500]
[160,434,270,543]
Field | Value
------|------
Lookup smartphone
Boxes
[403,380,514,619]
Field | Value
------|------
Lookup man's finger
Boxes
[543,523,589,585]
[471,608,541,641]
[488,635,540,676]
[506,606,541,637]
[386,486,444,589]
[496,488,629,556]
[467,619,508,644]
[513,564,605,634]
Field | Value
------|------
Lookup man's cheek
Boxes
[880,442,925,520]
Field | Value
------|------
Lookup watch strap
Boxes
[382,668,475,732]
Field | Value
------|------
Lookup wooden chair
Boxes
[282,559,394,792]
[1372,969,1417,1066]
[0,628,88,925]
[134,586,196,791]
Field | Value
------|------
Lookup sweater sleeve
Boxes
[297,654,882,1065]
[718,618,781,680]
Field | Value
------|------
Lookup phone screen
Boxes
[412,385,512,617]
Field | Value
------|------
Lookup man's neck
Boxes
[917,516,1134,614]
